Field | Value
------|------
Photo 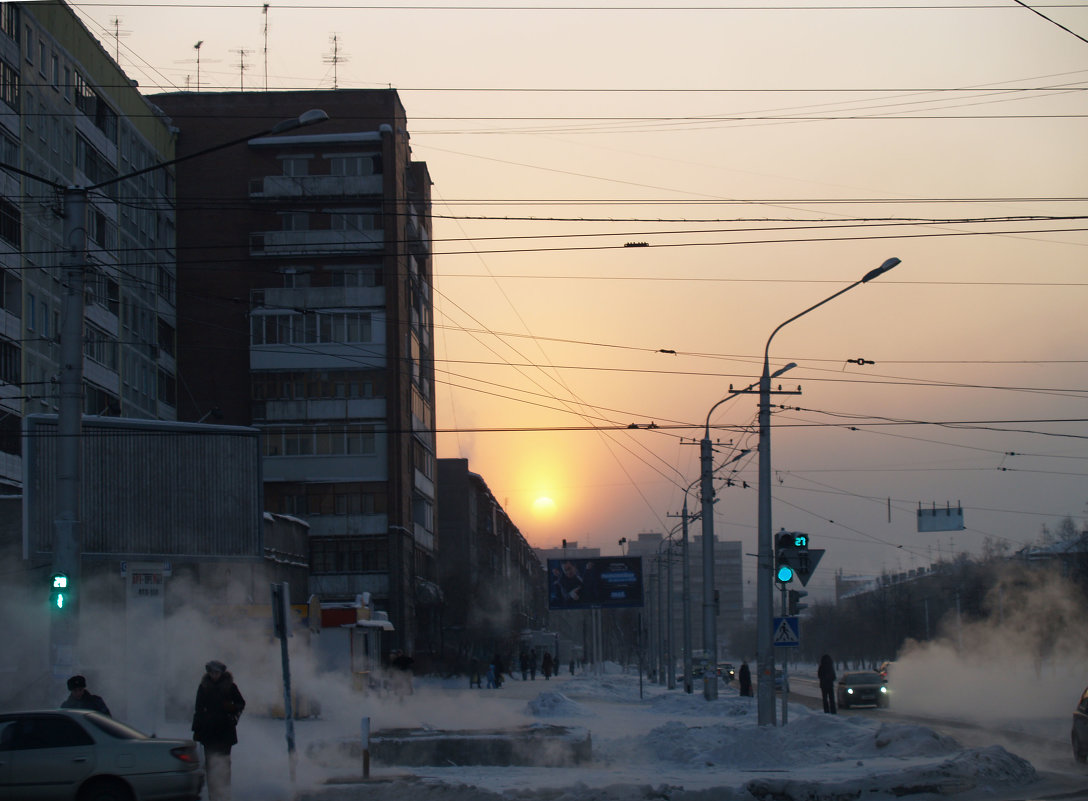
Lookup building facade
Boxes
[0,1,179,493]
[436,458,548,668]
[630,531,743,661]
[152,89,436,653]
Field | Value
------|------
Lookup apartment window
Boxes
[0,267,21,317]
[74,73,117,140]
[50,55,58,88]
[76,134,116,187]
[39,299,48,338]
[330,212,377,232]
[0,59,17,112]
[0,197,20,247]
[62,66,70,101]
[281,156,309,176]
[25,292,33,330]
[0,339,19,385]
[84,324,118,370]
[251,310,371,345]
[23,26,31,62]
[280,212,308,231]
[261,424,376,457]
[328,155,378,177]
[329,266,381,288]
[0,6,18,43]
[310,536,388,574]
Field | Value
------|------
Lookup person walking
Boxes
[738,662,753,697]
[192,660,246,801]
[61,675,111,716]
[818,653,837,714]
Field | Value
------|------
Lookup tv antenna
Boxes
[175,41,219,92]
[323,33,349,90]
[109,16,130,63]
[262,4,270,91]
[231,48,252,91]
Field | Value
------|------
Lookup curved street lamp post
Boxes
[755,257,900,726]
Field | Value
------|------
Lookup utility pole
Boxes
[50,187,88,681]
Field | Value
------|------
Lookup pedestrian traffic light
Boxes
[49,572,70,611]
[788,589,808,615]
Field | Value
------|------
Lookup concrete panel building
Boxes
[152,89,437,654]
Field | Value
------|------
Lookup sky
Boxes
[67,0,1088,599]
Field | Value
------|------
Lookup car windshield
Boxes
[83,713,150,740]
[844,672,882,685]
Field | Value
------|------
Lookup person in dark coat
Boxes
[818,653,837,713]
[738,662,753,697]
[61,674,111,716]
[192,660,245,801]
[541,651,553,679]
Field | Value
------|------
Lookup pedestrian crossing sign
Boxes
[773,615,800,647]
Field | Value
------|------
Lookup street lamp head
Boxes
[861,257,901,283]
[771,362,797,380]
[269,109,330,135]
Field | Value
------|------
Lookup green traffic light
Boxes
[776,564,794,583]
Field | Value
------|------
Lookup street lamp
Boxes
[48,109,329,681]
[755,257,900,726]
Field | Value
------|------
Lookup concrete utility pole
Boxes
[47,109,330,680]
[755,256,901,726]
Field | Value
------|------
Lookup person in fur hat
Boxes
[192,660,245,801]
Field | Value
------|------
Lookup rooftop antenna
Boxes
[231,48,251,91]
[262,4,270,91]
[323,33,349,90]
[194,41,203,92]
[109,16,129,64]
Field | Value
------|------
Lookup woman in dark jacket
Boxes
[817,653,837,714]
[192,660,245,801]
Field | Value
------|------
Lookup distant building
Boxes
[630,531,743,660]
[152,89,437,654]
[436,458,547,666]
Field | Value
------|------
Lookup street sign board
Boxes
[796,549,824,587]
[773,615,799,647]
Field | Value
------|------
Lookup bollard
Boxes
[361,716,370,779]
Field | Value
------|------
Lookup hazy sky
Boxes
[69,0,1088,599]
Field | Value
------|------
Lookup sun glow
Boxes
[531,496,558,518]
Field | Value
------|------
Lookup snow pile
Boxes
[527,691,593,717]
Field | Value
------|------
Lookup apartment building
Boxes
[152,89,437,652]
[0,1,178,493]
[437,458,549,665]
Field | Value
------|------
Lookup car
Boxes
[719,663,736,683]
[836,671,889,709]
[1073,686,1088,763]
[0,709,204,801]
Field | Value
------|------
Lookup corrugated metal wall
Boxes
[24,415,263,558]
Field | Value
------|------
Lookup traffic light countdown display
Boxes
[50,572,71,611]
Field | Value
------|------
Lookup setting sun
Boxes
[531,496,558,518]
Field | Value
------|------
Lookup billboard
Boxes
[547,556,643,610]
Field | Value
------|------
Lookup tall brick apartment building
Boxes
[152,90,437,653]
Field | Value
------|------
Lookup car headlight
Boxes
[846,688,854,694]
[880,686,888,694]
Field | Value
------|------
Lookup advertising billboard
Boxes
[547,556,643,610]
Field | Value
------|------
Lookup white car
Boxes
[0,709,203,801]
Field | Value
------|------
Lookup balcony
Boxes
[251,228,384,257]
[254,285,385,311]
[249,174,383,200]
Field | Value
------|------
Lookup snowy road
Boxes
[192,666,1088,801]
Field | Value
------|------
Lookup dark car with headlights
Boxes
[0,709,203,800]
[1073,686,1088,763]
[836,671,888,709]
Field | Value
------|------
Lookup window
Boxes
[0,197,20,247]
[328,155,378,177]
[281,156,309,177]
[251,311,371,345]
[73,73,117,139]
[0,339,20,385]
[84,324,118,369]
[50,55,58,88]
[261,424,377,457]
[5,715,94,750]
[25,292,33,330]
[23,26,31,63]
[329,266,381,288]
[62,66,70,101]
[0,6,18,43]
[280,212,308,231]
[0,267,21,317]
[0,59,17,112]
[330,212,377,232]
[309,536,388,574]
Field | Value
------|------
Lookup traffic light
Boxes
[775,531,796,583]
[49,572,71,611]
[788,589,808,615]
